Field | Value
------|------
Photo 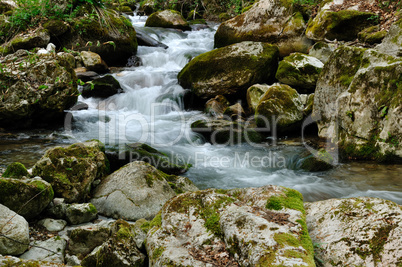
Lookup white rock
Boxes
[38,218,67,232]
[0,204,29,255]
[20,236,67,264]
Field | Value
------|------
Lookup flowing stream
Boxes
[1,14,401,204]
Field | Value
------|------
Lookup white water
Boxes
[68,15,402,204]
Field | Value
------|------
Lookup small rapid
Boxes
[60,15,402,204]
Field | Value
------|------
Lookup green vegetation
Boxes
[2,162,28,178]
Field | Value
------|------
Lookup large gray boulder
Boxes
[214,0,309,56]
[0,177,54,220]
[0,204,29,256]
[145,10,190,31]
[91,161,198,221]
[32,140,109,203]
[306,197,402,267]
[178,41,279,99]
[312,46,402,161]
[0,50,78,128]
[146,186,315,266]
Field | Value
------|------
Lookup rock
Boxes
[306,197,402,267]
[138,0,154,15]
[191,119,263,144]
[145,10,191,31]
[106,143,191,175]
[75,68,101,82]
[214,0,310,56]
[306,1,377,41]
[246,84,270,112]
[295,148,334,172]
[59,9,138,66]
[275,52,324,93]
[132,218,149,250]
[65,254,81,266]
[0,28,50,55]
[312,46,402,161]
[224,103,245,120]
[91,161,198,221]
[43,19,70,37]
[20,236,67,264]
[308,41,336,64]
[0,50,78,129]
[45,198,68,219]
[146,186,315,266]
[0,0,16,14]
[81,220,146,267]
[135,27,169,49]
[0,255,63,266]
[0,204,29,256]
[358,25,387,45]
[67,224,111,259]
[255,84,304,133]
[38,218,67,232]
[65,203,98,225]
[0,177,54,220]
[32,140,109,203]
[80,51,109,73]
[81,75,121,99]
[178,41,279,99]
[1,162,28,178]
[303,93,314,115]
[376,19,402,57]
[205,95,229,118]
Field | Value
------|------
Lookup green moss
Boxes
[152,246,165,259]
[2,162,28,178]
[150,212,162,228]
[265,188,305,214]
[88,203,97,214]
[274,233,300,247]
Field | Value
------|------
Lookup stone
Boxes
[38,218,67,232]
[358,25,387,45]
[0,28,50,55]
[306,197,402,267]
[376,19,402,57]
[43,19,70,37]
[275,52,324,93]
[312,46,402,161]
[214,0,310,56]
[0,255,64,266]
[305,1,377,41]
[91,161,198,221]
[308,41,336,64]
[145,10,190,31]
[81,75,121,99]
[296,148,334,172]
[65,203,98,225]
[0,204,29,256]
[80,51,109,73]
[1,162,28,178]
[178,41,279,99]
[246,84,270,112]
[255,84,304,133]
[45,198,67,219]
[20,236,67,264]
[146,186,315,266]
[205,95,229,118]
[81,220,146,267]
[0,50,78,129]
[191,119,263,144]
[75,69,101,82]
[32,140,109,203]
[0,177,54,220]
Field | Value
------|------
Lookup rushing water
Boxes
[1,14,401,204]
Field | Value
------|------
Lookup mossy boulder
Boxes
[306,3,378,42]
[275,52,324,93]
[91,161,198,221]
[81,219,146,267]
[246,84,270,112]
[145,10,190,31]
[376,19,402,57]
[43,19,70,37]
[255,84,304,133]
[81,75,121,99]
[178,41,279,99]
[32,140,109,203]
[214,0,310,56]
[312,46,402,161]
[0,204,29,256]
[0,177,54,220]
[306,197,402,266]
[65,203,98,225]
[59,9,137,66]
[146,186,315,266]
[0,28,50,55]
[191,119,263,144]
[358,26,387,45]
[106,143,191,175]
[80,51,109,73]
[294,148,334,172]
[0,50,78,129]
[2,162,28,178]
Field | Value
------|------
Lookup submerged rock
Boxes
[0,204,29,256]
[145,10,190,31]
[312,46,402,161]
[0,177,54,220]
[178,41,279,99]
[306,197,402,267]
[32,140,109,203]
[275,52,324,93]
[214,0,310,56]
[91,161,198,221]
[81,75,122,99]
[146,186,315,266]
